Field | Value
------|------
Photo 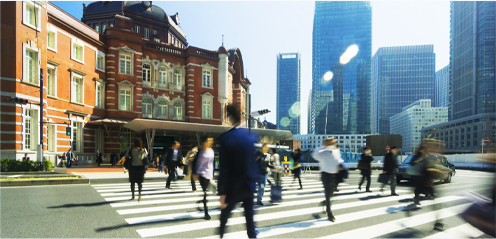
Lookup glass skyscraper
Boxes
[277,53,301,135]
[435,65,449,107]
[310,1,372,135]
[371,45,436,135]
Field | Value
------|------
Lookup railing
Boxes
[196,50,216,58]
[145,43,182,55]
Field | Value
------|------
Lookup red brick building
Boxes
[0,1,251,163]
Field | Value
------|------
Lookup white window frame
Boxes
[158,66,167,86]
[96,50,105,72]
[135,25,140,34]
[24,108,38,151]
[94,24,100,33]
[47,124,56,152]
[142,98,153,118]
[23,42,40,85]
[119,89,132,111]
[72,121,83,153]
[71,72,84,104]
[102,24,107,33]
[47,64,57,97]
[174,102,183,120]
[153,30,157,35]
[173,69,182,87]
[119,53,133,75]
[202,99,213,119]
[95,81,105,109]
[117,80,135,111]
[202,70,212,88]
[23,1,41,31]
[47,25,57,52]
[71,38,85,64]
[154,38,160,43]
[142,63,151,84]
[157,101,168,119]
[144,28,149,39]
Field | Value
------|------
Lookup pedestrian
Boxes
[66,149,73,168]
[192,135,215,220]
[22,153,30,161]
[157,154,164,173]
[270,148,282,187]
[358,147,373,192]
[333,144,341,192]
[164,141,184,189]
[96,149,103,167]
[312,137,344,222]
[185,146,199,192]
[410,145,426,205]
[291,149,303,190]
[73,152,78,166]
[217,103,258,238]
[380,146,399,196]
[110,151,115,166]
[124,139,149,202]
[117,153,127,173]
[256,143,272,205]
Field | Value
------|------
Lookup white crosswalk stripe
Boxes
[90,175,488,239]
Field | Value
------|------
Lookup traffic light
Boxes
[258,109,271,115]
[4,97,28,104]
[66,127,71,136]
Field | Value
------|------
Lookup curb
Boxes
[0,176,90,187]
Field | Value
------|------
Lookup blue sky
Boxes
[53,1,450,134]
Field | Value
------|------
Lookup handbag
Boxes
[378,173,390,184]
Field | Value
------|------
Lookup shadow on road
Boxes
[94,216,200,232]
[47,201,112,208]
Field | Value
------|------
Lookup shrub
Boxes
[0,159,50,172]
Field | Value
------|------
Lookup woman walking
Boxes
[358,147,373,192]
[292,149,303,190]
[256,143,272,205]
[192,136,215,220]
[125,139,148,202]
[185,146,199,192]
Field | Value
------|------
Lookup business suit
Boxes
[381,152,398,194]
[217,126,259,238]
[358,154,373,191]
[165,147,183,188]
[96,152,103,167]
[66,151,73,168]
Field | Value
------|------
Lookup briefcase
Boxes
[378,173,390,184]
[270,185,282,203]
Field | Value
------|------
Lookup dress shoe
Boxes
[434,222,444,231]
[205,214,211,220]
[130,196,135,200]
[366,190,373,192]
[358,185,362,191]
[297,188,303,190]
[414,197,421,205]
[327,214,336,222]
[391,193,399,196]
[257,202,264,206]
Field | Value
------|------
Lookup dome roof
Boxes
[218,45,229,54]
[85,1,168,22]
[85,1,124,14]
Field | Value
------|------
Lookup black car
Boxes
[396,154,456,184]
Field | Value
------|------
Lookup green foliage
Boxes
[0,159,52,172]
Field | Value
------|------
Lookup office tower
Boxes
[310,1,372,135]
[435,65,450,107]
[371,45,436,135]
[277,53,301,135]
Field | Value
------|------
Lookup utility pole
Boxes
[39,69,44,166]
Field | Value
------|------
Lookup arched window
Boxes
[157,101,168,118]
[159,67,167,85]
[173,69,181,87]
[174,102,182,120]
[143,64,151,83]
[142,98,152,118]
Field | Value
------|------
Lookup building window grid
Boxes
[119,89,131,111]
[173,69,182,87]
[143,64,151,83]
[142,98,152,118]
[119,54,132,75]
[202,70,212,88]
[157,101,168,118]
[71,76,83,104]
[159,67,167,85]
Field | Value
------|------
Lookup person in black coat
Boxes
[96,149,103,167]
[217,104,259,238]
[164,141,184,189]
[358,147,373,192]
[380,146,399,196]
[291,149,303,190]
[110,151,118,166]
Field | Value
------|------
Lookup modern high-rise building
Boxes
[371,45,436,135]
[435,65,450,107]
[390,99,448,154]
[307,89,312,135]
[422,1,496,153]
[310,1,372,135]
[276,53,301,135]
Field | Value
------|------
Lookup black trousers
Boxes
[166,167,176,187]
[321,172,337,215]
[219,184,257,238]
[293,167,302,188]
[199,176,210,214]
[359,175,371,190]
[413,175,425,198]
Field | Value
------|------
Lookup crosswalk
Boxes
[91,174,490,238]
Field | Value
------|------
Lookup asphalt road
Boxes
[1,169,494,238]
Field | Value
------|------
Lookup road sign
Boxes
[386,146,390,151]
[251,111,261,117]
[483,138,490,144]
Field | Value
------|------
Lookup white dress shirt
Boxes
[312,146,344,174]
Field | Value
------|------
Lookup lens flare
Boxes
[323,71,334,81]
[288,102,301,118]
[280,117,290,127]
[339,44,359,65]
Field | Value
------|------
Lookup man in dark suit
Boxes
[110,151,117,166]
[22,153,30,161]
[165,141,184,189]
[381,146,399,196]
[217,104,259,238]
[66,149,73,168]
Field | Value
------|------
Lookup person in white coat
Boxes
[311,137,344,222]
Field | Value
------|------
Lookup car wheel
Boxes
[444,173,452,183]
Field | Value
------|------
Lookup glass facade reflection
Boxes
[371,45,435,135]
[277,53,301,135]
[310,1,372,135]
[435,65,449,107]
